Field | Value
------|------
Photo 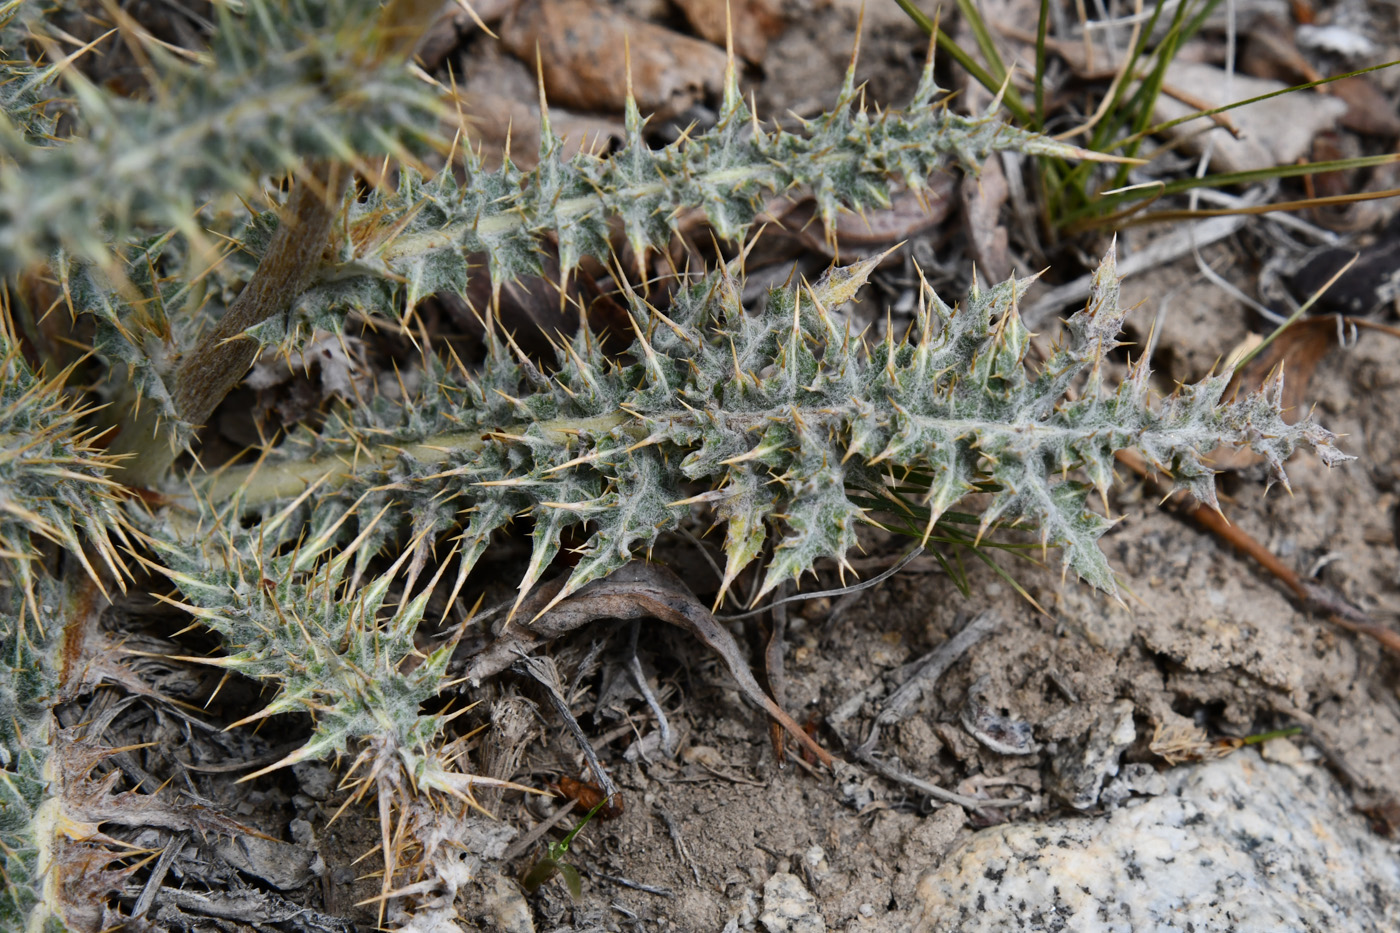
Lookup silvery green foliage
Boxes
[0,323,128,619]
[244,52,1098,349]
[0,318,125,932]
[198,246,1347,635]
[0,579,60,933]
[58,235,201,450]
[0,0,441,274]
[145,514,481,795]
[0,0,61,143]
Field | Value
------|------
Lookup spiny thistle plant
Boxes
[0,305,128,622]
[0,576,60,932]
[0,0,1350,928]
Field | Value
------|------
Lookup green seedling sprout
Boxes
[521,795,613,901]
[1239,726,1303,747]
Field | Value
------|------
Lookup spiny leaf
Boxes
[237,62,1101,352]
[0,0,442,276]
[145,525,459,768]
[0,576,67,932]
[0,0,62,144]
[179,245,1349,617]
[0,308,129,618]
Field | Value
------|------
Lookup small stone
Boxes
[727,888,759,930]
[1259,736,1303,766]
[291,761,338,800]
[840,782,874,811]
[760,872,825,933]
[1048,699,1135,810]
[289,818,314,847]
[1099,762,1168,810]
[482,871,534,933]
[802,845,830,883]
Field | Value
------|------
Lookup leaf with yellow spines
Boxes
[0,575,78,930]
[2,0,443,276]
[0,1,63,144]
[714,464,772,606]
[806,249,890,315]
[147,518,480,802]
[969,302,1034,391]
[541,447,688,615]
[509,468,600,617]
[0,307,130,618]
[159,248,1348,706]
[6,2,1353,910]
[194,28,1128,365]
[920,449,978,544]
[755,431,863,601]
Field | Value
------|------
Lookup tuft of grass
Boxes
[892,0,1400,234]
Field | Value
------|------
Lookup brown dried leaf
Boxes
[960,156,1012,284]
[757,178,958,258]
[499,0,728,120]
[673,0,786,65]
[1332,76,1400,139]
[461,563,835,766]
[416,0,518,71]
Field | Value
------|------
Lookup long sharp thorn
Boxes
[837,3,865,108]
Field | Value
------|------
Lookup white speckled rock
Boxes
[761,872,825,933]
[914,749,1400,932]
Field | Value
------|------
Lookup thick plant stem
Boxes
[174,163,349,427]
[196,412,635,508]
[110,162,349,486]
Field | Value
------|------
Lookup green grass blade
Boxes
[1111,58,1400,152]
[1058,151,1400,227]
[892,0,1034,125]
[1034,0,1050,129]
